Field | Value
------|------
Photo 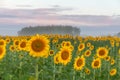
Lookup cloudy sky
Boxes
[0,0,120,36]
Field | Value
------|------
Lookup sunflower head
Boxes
[19,40,27,51]
[58,47,72,65]
[110,69,117,76]
[0,46,6,59]
[49,50,54,56]
[84,50,91,57]
[85,68,90,75]
[0,39,6,47]
[96,47,108,58]
[110,58,115,65]
[9,45,15,52]
[54,53,60,64]
[91,58,101,69]
[78,43,85,51]
[104,56,110,61]
[28,34,50,58]
[74,55,85,71]
[86,42,91,47]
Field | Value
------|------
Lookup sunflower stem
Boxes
[73,70,76,80]
[93,69,95,80]
[53,61,55,80]
[35,61,39,80]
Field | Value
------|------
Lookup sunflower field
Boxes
[0,34,120,80]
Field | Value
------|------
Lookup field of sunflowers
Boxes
[0,34,120,80]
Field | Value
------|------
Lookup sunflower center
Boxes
[111,70,114,74]
[11,46,15,50]
[20,42,26,48]
[86,51,90,55]
[94,61,99,67]
[99,49,105,56]
[15,41,19,45]
[77,59,83,67]
[0,41,4,45]
[79,44,83,49]
[66,43,70,46]
[31,39,45,52]
[61,50,69,60]
[50,51,54,55]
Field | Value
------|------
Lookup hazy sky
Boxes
[0,0,120,36]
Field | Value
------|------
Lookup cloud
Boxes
[0,7,120,26]
[16,5,33,8]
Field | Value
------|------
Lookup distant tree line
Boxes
[116,32,120,37]
[18,25,80,36]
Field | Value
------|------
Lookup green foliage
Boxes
[18,25,80,36]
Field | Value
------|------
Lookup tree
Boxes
[18,25,81,36]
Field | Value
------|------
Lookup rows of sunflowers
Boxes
[0,34,120,80]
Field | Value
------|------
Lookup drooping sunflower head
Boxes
[110,69,117,76]
[91,58,101,69]
[96,47,108,58]
[28,34,50,58]
[58,47,72,65]
[74,55,85,71]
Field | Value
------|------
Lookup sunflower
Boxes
[85,68,90,75]
[110,58,115,65]
[58,47,72,65]
[0,39,6,46]
[104,56,110,61]
[54,53,59,64]
[28,34,50,58]
[118,49,120,55]
[61,41,66,47]
[0,46,6,59]
[116,42,119,47]
[9,45,15,52]
[91,58,101,69]
[89,45,94,50]
[84,50,91,57]
[74,55,85,71]
[5,37,11,44]
[78,43,85,51]
[96,47,108,59]
[13,39,20,47]
[110,69,117,76]
[56,44,60,49]
[49,50,54,56]
[86,42,91,47]
[65,41,71,47]
[19,40,27,51]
